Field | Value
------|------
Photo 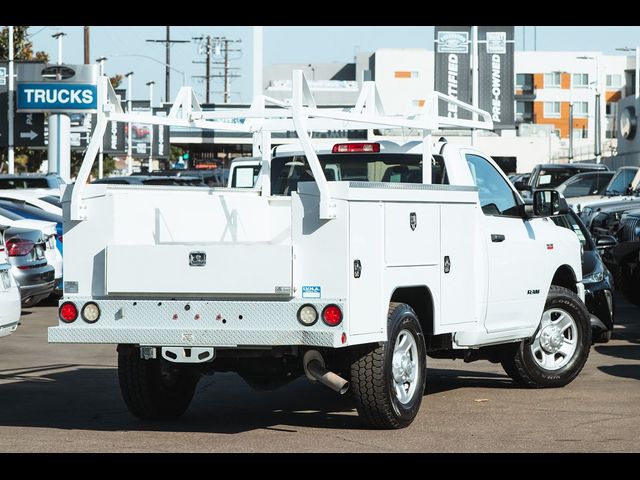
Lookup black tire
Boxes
[592,329,612,343]
[501,286,591,388]
[118,346,200,420]
[350,302,426,429]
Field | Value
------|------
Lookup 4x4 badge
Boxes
[410,212,417,231]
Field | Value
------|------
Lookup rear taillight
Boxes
[59,302,78,323]
[332,142,380,154]
[322,304,343,326]
[6,239,35,256]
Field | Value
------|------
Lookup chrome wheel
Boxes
[392,329,419,404]
[530,308,578,371]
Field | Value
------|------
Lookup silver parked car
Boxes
[2,226,55,307]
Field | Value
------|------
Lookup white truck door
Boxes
[464,152,546,333]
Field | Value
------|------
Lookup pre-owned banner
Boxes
[478,26,515,129]
[434,26,472,120]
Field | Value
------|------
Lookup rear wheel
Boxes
[118,346,200,420]
[501,286,591,388]
[592,329,612,343]
[350,302,426,429]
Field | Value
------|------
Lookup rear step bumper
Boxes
[48,297,347,348]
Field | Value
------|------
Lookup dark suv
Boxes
[0,174,65,190]
[515,163,609,198]
[607,207,640,306]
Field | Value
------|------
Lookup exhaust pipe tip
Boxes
[303,350,350,395]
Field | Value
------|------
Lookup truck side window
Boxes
[466,154,519,217]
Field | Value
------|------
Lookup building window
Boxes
[573,101,588,118]
[544,101,561,118]
[606,74,622,88]
[544,72,561,88]
[516,74,526,88]
[516,101,525,114]
[572,73,589,88]
[411,99,425,107]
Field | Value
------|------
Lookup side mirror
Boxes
[514,181,532,191]
[596,235,617,248]
[533,189,569,217]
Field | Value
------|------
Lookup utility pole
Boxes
[84,26,90,64]
[192,35,212,103]
[146,27,189,103]
[193,37,241,103]
[8,26,14,174]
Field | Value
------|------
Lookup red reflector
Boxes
[322,304,343,326]
[341,332,347,344]
[59,302,78,323]
[6,239,35,256]
[332,143,380,154]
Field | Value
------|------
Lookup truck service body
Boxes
[49,71,591,428]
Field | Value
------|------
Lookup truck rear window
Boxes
[271,154,448,196]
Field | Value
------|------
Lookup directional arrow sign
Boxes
[14,112,45,147]
[20,130,39,140]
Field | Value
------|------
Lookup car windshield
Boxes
[535,170,579,189]
[271,153,448,196]
[606,168,638,195]
[557,172,614,198]
[0,201,62,223]
[0,178,51,189]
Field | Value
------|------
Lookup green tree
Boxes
[0,26,49,61]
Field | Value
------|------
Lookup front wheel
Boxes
[350,302,426,429]
[118,346,200,420]
[501,286,591,388]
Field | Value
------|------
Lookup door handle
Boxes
[491,234,506,243]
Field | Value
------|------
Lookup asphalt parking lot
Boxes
[0,295,638,453]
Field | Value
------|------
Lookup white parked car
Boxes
[0,189,62,216]
[0,241,22,338]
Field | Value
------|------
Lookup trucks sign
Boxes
[17,83,98,112]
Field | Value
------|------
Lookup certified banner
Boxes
[478,26,515,129]
[434,26,472,120]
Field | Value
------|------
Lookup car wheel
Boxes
[501,286,591,388]
[350,302,426,429]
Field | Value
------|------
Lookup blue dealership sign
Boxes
[17,82,98,112]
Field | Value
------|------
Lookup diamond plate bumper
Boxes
[48,297,346,348]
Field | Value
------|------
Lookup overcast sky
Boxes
[26,26,640,104]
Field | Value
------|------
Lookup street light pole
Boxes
[125,71,134,175]
[146,80,155,172]
[50,31,70,181]
[577,55,603,163]
[471,25,479,146]
[569,101,574,162]
[52,32,67,65]
[96,56,107,178]
[7,26,14,174]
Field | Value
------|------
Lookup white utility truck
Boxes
[50,72,591,429]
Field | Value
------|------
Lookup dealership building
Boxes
[259,48,638,173]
